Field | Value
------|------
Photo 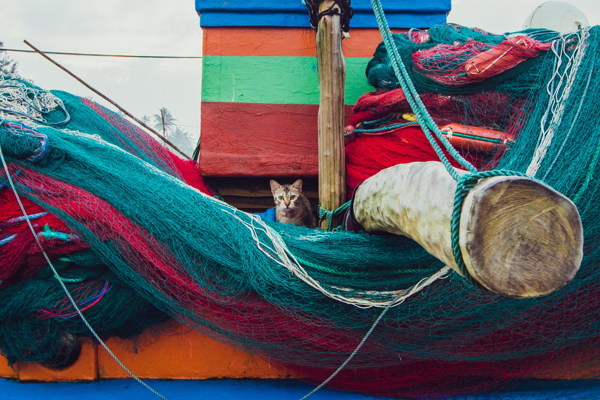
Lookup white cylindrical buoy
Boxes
[352,161,583,298]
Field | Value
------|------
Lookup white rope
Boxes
[0,76,63,124]
[540,65,594,181]
[527,28,590,176]
[0,142,168,400]
[299,265,451,400]
[226,208,451,309]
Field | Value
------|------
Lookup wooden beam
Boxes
[316,1,346,228]
[352,162,583,298]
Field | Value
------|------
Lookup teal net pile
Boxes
[0,23,599,399]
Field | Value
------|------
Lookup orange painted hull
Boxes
[2,319,598,381]
[0,320,299,382]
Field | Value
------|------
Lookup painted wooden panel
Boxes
[201,102,322,177]
[3,335,598,382]
[0,355,17,379]
[0,323,298,382]
[15,338,98,382]
[202,55,372,105]
[98,321,297,379]
[195,0,451,28]
[0,378,388,400]
[196,2,449,177]
[198,27,388,177]
[202,27,398,58]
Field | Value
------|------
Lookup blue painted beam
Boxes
[195,0,451,29]
[2,378,600,400]
[0,379,376,400]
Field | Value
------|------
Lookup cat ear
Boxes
[269,179,281,193]
[292,179,303,191]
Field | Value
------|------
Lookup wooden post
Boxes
[160,108,168,139]
[316,1,346,229]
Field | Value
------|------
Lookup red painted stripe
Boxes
[199,102,353,177]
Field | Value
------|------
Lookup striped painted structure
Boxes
[196,0,451,178]
[0,2,450,384]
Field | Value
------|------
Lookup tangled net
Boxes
[0,23,599,399]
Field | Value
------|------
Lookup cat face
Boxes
[270,179,303,210]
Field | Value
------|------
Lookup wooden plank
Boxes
[16,339,98,382]
[98,320,297,379]
[199,102,354,177]
[202,27,404,58]
[201,55,373,105]
[0,355,17,379]
[204,177,318,212]
[200,102,331,177]
[316,1,346,227]
[203,28,317,57]
[195,0,451,28]
[0,378,396,399]
[198,10,448,29]
[197,0,451,13]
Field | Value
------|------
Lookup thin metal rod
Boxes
[23,40,192,160]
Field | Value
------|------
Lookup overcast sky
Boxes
[2,0,202,134]
[2,1,598,145]
[448,0,598,33]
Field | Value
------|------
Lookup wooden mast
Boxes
[316,1,347,228]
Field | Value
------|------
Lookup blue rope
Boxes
[369,0,478,180]
[351,121,418,135]
[0,234,17,246]
[319,201,351,231]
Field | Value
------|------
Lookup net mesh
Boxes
[0,23,599,399]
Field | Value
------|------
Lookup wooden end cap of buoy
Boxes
[460,176,583,298]
[352,162,583,298]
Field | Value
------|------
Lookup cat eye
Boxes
[290,195,296,199]
[278,195,284,200]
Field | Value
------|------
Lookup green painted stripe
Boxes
[202,55,374,105]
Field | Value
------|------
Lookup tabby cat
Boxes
[269,179,316,228]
